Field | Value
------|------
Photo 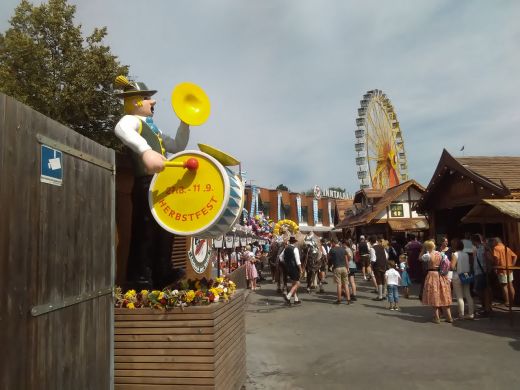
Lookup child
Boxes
[385,260,401,310]
[399,254,411,299]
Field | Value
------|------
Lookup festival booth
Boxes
[114,80,247,389]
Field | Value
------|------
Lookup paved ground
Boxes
[244,274,520,390]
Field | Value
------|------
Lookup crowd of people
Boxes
[237,232,518,324]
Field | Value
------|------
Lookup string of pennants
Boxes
[212,234,268,249]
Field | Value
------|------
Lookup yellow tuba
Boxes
[171,82,211,126]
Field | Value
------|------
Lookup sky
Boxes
[2,0,520,195]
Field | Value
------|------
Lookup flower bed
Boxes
[114,280,245,390]
[115,277,237,310]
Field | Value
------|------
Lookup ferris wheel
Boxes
[354,89,408,190]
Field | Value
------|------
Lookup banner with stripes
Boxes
[277,191,282,220]
[313,198,318,225]
[250,185,257,218]
[328,200,333,226]
[296,195,302,224]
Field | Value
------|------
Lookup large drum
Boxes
[148,149,244,238]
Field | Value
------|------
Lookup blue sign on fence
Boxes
[41,144,63,185]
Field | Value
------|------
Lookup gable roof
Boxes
[353,188,386,203]
[336,179,425,228]
[417,149,520,211]
[456,156,520,192]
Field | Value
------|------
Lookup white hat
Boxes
[360,235,365,240]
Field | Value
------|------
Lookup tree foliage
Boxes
[0,0,129,148]
[276,184,289,192]
[328,187,346,193]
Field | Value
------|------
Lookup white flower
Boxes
[223,288,228,293]
[214,295,220,302]
[172,290,179,295]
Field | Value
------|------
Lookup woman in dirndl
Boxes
[244,245,258,290]
[421,240,453,324]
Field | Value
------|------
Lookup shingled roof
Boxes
[456,156,520,192]
[336,180,425,228]
[417,150,520,211]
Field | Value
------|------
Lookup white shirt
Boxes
[385,268,401,286]
[369,247,376,263]
[453,250,471,275]
[115,115,190,155]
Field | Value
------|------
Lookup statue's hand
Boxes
[141,150,166,174]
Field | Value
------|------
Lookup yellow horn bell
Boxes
[171,82,211,126]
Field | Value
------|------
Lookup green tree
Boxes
[276,184,289,192]
[0,0,129,148]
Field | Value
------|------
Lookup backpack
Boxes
[438,252,450,276]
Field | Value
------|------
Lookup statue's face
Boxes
[127,95,156,117]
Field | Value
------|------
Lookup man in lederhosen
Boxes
[114,76,189,290]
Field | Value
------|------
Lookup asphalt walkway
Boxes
[244,274,520,390]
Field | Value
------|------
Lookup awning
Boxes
[387,218,429,232]
[461,199,520,224]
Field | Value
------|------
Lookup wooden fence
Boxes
[0,93,115,389]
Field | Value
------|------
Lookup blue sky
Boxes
[2,0,519,194]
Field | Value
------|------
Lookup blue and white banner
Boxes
[328,201,333,226]
[250,185,258,218]
[277,191,282,220]
[296,195,302,224]
[313,198,318,225]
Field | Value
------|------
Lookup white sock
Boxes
[378,285,383,298]
[287,291,293,299]
[294,294,299,302]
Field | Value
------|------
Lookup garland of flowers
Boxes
[115,277,237,310]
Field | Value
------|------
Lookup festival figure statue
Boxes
[114,75,189,290]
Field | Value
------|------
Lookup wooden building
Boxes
[415,149,520,245]
[336,180,428,241]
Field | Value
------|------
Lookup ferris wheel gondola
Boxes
[354,89,408,190]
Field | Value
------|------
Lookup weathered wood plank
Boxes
[115,355,214,364]
[115,341,214,349]
[115,384,214,390]
[115,376,215,385]
[115,334,215,342]
[115,362,214,371]
[115,369,214,378]
[115,326,215,335]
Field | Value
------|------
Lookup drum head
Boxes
[148,150,230,236]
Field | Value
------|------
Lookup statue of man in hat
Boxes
[114,75,189,289]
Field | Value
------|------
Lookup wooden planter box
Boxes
[114,290,246,390]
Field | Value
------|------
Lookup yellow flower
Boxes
[141,289,149,297]
[124,289,137,300]
[158,292,165,300]
[127,302,135,309]
[185,290,196,303]
[151,290,161,295]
